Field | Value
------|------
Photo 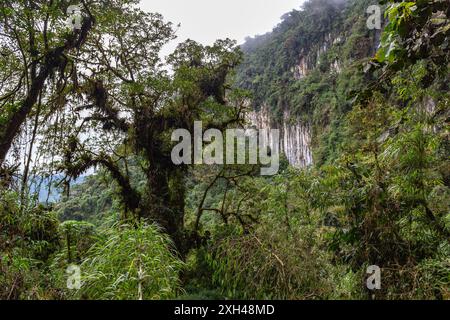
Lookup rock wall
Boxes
[248,105,313,168]
[291,32,343,79]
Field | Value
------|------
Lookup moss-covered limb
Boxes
[0,7,95,167]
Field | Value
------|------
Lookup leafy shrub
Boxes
[72,222,184,300]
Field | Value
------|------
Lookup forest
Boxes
[0,0,449,300]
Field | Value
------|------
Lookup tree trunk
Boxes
[142,166,186,254]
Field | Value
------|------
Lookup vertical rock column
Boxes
[247,105,313,168]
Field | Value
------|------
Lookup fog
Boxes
[139,0,306,57]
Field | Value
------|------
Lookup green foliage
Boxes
[56,174,120,225]
[73,223,184,300]
[200,169,364,300]
[375,0,450,71]
[58,221,96,264]
[329,58,449,298]
[0,190,61,299]
[236,0,378,164]
[1,0,449,301]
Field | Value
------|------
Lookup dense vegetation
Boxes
[0,0,449,300]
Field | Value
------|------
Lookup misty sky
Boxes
[139,0,305,56]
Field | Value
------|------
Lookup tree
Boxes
[0,0,99,169]
[51,4,245,252]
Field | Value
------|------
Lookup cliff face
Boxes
[292,33,344,80]
[248,105,313,168]
[247,30,346,167]
[237,0,380,167]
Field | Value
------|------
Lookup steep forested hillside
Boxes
[236,0,381,165]
[1,0,449,301]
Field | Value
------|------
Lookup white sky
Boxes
[139,0,305,57]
